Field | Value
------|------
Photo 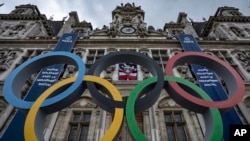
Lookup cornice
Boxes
[0,38,250,48]
[163,23,185,30]
[0,14,44,20]
[72,21,93,30]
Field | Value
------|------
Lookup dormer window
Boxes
[15,9,25,14]
[230,27,245,37]
[229,11,242,16]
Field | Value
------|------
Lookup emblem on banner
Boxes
[62,35,73,43]
[183,36,194,43]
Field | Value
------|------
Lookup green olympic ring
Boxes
[126,76,223,141]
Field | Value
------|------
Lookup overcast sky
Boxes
[0,0,249,29]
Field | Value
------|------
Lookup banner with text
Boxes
[178,34,242,141]
[1,33,78,141]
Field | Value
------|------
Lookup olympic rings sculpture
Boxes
[2,50,245,141]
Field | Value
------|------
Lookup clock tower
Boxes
[110,3,147,37]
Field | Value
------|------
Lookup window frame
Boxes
[67,111,92,141]
[163,110,189,141]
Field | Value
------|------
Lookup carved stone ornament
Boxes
[70,98,97,108]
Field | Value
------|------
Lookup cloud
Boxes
[76,1,109,28]
[39,1,63,19]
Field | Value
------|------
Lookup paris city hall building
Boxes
[0,3,250,141]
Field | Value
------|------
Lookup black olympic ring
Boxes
[87,51,164,113]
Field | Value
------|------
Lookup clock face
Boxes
[121,26,136,34]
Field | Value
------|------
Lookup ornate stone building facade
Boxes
[0,3,250,141]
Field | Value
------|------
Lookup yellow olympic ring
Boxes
[24,75,123,141]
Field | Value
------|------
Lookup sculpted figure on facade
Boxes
[0,51,7,70]
[234,50,250,72]
[137,21,147,37]
[109,15,122,37]
[72,20,92,38]
[0,51,18,71]
[122,16,132,25]
[91,25,111,36]
[147,25,165,36]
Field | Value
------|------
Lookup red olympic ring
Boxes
[165,51,245,112]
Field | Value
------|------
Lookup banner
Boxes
[119,62,137,80]
[178,34,242,141]
[1,33,78,141]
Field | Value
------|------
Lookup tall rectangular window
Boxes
[68,111,91,141]
[151,49,169,71]
[164,111,188,141]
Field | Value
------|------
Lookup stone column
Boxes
[95,110,106,141]
[149,107,160,141]
[44,112,59,141]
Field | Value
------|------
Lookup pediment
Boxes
[158,98,180,108]
[70,98,97,108]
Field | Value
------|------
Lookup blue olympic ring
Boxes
[3,51,85,113]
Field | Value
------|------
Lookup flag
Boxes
[119,62,137,80]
